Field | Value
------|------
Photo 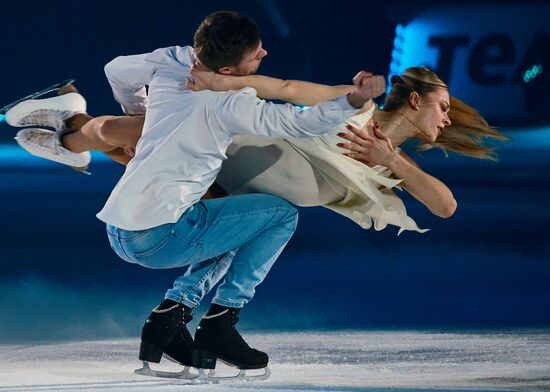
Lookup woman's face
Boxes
[412,88,451,143]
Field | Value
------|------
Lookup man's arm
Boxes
[104,47,173,115]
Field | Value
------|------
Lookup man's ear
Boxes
[218,66,232,75]
[408,92,420,111]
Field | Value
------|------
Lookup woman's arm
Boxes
[338,124,457,218]
[385,152,457,218]
[190,69,355,106]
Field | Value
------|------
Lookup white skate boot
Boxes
[14,128,91,173]
[5,92,86,131]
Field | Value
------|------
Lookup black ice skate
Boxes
[193,305,271,381]
[134,300,198,380]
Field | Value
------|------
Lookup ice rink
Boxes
[1,331,549,392]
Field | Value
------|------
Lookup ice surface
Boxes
[0,331,548,391]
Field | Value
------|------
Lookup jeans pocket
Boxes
[130,230,204,268]
[132,230,176,258]
[182,202,210,228]
[119,227,156,242]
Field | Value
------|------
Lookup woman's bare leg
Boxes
[63,115,144,154]
[104,147,133,165]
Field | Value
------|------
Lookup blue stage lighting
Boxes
[393,36,403,50]
[523,64,543,83]
[387,23,409,96]
[0,114,5,123]
[395,24,405,36]
[390,62,400,73]
[391,48,401,60]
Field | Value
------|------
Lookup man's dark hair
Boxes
[194,11,261,71]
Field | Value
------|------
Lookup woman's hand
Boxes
[337,122,397,167]
[186,64,229,91]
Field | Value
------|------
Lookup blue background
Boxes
[0,0,548,342]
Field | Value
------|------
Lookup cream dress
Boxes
[217,104,428,235]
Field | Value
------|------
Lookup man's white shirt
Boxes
[97,46,358,230]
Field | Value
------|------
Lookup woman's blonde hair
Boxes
[384,67,509,160]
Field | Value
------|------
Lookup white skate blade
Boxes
[6,92,87,128]
[14,128,91,170]
[134,361,270,384]
[200,363,271,383]
[134,361,198,380]
[0,78,74,115]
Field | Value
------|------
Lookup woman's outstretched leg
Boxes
[64,114,144,154]
[63,114,144,165]
[8,83,145,167]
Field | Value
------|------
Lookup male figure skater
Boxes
[6,11,385,375]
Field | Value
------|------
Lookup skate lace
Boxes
[21,109,72,130]
[31,130,62,155]
[182,314,193,324]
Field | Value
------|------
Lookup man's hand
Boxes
[347,71,386,108]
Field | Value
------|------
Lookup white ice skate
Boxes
[134,361,271,384]
[5,92,86,131]
[0,78,74,117]
[14,128,91,173]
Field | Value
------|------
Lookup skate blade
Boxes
[1,79,75,115]
[200,364,271,383]
[134,361,198,380]
[134,361,270,384]
[71,164,92,175]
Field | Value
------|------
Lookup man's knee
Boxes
[270,196,299,230]
[287,205,299,230]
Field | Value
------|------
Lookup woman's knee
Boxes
[95,116,120,146]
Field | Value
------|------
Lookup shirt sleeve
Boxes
[104,47,175,115]
[211,87,359,139]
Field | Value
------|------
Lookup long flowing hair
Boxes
[384,67,509,160]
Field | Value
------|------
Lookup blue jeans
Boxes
[106,194,298,309]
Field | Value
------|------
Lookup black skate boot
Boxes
[194,304,269,370]
[139,299,195,366]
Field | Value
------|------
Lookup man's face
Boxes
[222,42,268,76]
